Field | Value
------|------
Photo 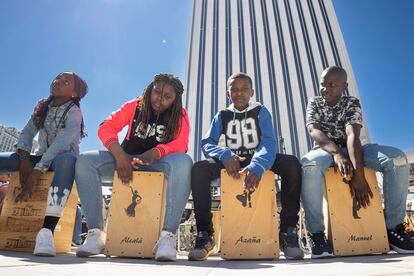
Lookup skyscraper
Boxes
[0,125,20,152]
[184,0,369,161]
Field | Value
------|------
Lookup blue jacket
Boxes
[201,101,276,178]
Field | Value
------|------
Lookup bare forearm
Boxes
[108,142,128,161]
[347,134,364,177]
[108,142,133,184]
[346,124,372,207]
[146,148,161,160]
[310,127,341,155]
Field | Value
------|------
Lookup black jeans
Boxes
[191,154,302,234]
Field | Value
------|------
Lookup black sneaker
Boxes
[188,231,216,261]
[388,223,414,254]
[402,221,414,238]
[309,232,334,259]
[279,227,304,260]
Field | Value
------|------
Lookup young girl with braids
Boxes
[0,72,88,256]
[75,73,192,261]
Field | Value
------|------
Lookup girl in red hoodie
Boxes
[74,73,192,261]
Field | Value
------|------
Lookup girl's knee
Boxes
[75,152,96,170]
[168,153,193,169]
[75,155,88,171]
[54,153,77,170]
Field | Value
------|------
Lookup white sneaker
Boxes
[33,228,56,257]
[154,230,177,261]
[75,228,106,257]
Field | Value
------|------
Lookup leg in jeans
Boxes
[270,153,302,233]
[74,150,115,256]
[362,144,409,230]
[0,152,21,214]
[45,152,77,218]
[191,158,223,234]
[75,150,116,230]
[76,151,192,234]
[0,152,41,172]
[0,152,21,172]
[301,148,334,234]
[0,151,75,230]
[137,153,193,234]
[72,205,83,245]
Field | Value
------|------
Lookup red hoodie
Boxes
[98,97,190,159]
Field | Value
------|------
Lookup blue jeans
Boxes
[0,152,77,217]
[301,144,409,233]
[72,205,83,245]
[75,151,193,233]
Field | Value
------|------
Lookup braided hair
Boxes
[137,73,184,143]
[32,72,88,138]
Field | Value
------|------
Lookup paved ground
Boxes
[1,250,414,276]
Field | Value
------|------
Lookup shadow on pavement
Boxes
[0,250,406,269]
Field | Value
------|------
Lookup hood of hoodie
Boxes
[226,101,262,113]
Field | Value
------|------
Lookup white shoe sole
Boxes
[390,244,414,254]
[155,253,177,262]
[311,252,334,259]
[33,250,55,257]
[284,253,305,260]
[76,248,104,257]
[155,256,176,261]
[188,245,217,261]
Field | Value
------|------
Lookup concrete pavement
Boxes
[1,250,414,276]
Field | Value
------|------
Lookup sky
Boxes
[0,0,413,154]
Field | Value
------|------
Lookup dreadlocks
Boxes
[32,72,88,138]
[137,73,184,144]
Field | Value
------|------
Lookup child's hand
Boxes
[349,173,373,208]
[240,168,260,192]
[15,169,41,203]
[333,153,352,177]
[224,155,246,179]
[131,149,160,167]
[114,152,133,185]
[19,156,33,187]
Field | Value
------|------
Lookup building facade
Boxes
[184,0,369,161]
[0,125,20,152]
[407,151,414,192]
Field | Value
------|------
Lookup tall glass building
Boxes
[184,0,369,161]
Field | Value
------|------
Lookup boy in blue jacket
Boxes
[188,72,303,260]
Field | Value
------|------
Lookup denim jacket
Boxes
[15,100,82,172]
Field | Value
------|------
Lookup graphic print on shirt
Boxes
[221,105,262,158]
[226,118,259,153]
[306,96,363,147]
[133,122,166,142]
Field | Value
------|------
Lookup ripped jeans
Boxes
[301,144,409,233]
